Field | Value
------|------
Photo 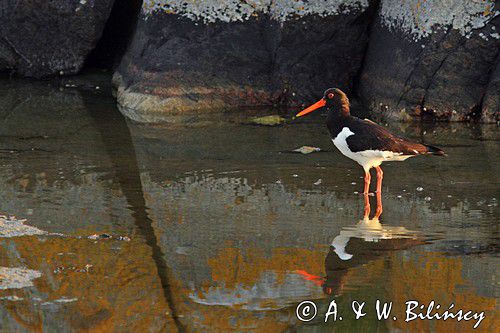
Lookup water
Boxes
[0,75,498,332]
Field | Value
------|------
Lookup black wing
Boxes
[345,118,433,155]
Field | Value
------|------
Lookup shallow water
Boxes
[0,76,498,332]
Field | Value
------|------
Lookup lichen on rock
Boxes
[116,0,378,120]
[359,0,500,122]
[142,0,369,23]
[380,0,499,41]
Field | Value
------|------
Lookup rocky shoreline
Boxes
[0,0,498,123]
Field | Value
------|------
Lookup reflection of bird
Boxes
[296,88,445,194]
[331,193,414,261]
[297,193,424,296]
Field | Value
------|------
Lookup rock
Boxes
[359,0,500,122]
[482,54,500,123]
[0,267,42,290]
[247,115,286,126]
[0,0,115,77]
[115,0,378,121]
[0,215,47,238]
[0,295,24,301]
[88,233,112,240]
[292,146,321,154]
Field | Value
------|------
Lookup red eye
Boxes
[328,93,334,99]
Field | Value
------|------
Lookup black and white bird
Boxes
[296,88,445,194]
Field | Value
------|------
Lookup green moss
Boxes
[247,115,286,126]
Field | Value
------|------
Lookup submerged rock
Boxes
[292,146,321,154]
[0,267,41,290]
[359,0,500,122]
[115,0,378,121]
[0,1,115,77]
[0,215,47,238]
[88,233,112,240]
[247,115,286,126]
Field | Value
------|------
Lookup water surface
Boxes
[0,76,498,332]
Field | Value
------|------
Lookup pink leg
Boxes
[363,170,371,194]
[363,193,371,219]
[375,190,383,219]
[375,166,383,193]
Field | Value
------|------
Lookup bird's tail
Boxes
[425,144,446,156]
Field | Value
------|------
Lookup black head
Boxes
[296,88,350,118]
[323,88,349,111]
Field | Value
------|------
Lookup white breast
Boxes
[332,127,412,171]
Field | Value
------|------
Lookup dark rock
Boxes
[482,54,500,123]
[0,0,115,77]
[359,0,500,122]
[115,0,378,122]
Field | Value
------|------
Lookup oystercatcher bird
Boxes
[296,88,445,194]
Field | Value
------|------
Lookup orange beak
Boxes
[295,99,327,117]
